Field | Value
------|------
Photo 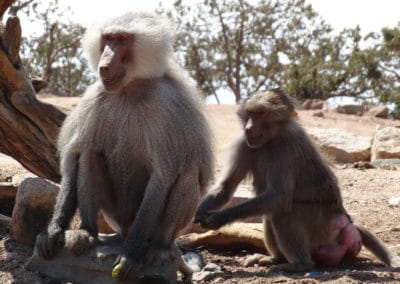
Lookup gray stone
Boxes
[192,262,224,282]
[11,177,59,245]
[371,126,400,161]
[335,104,365,115]
[306,128,371,163]
[27,233,179,283]
[11,172,37,187]
[371,158,400,166]
[0,213,11,227]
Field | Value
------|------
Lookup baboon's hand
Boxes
[194,206,208,224]
[199,211,225,230]
[113,244,148,280]
[35,229,63,259]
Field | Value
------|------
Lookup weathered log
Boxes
[0,13,65,182]
[177,223,267,253]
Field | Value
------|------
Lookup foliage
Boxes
[168,0,400,110]
[9,0,93,96]
[170,0,341,102]
[6,0,400,112]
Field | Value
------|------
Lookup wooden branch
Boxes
[0,16,65,182]
[177,223,267,253]
[3,16,21,65]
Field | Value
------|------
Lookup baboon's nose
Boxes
[99,65,110,77]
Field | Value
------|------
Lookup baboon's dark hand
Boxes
[194,207,208,224]
[113,243,149,280]
[35,230,63,259]
[200,212,225,230]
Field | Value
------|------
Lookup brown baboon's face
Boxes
[240,91,294,148]
[242,109,281,148]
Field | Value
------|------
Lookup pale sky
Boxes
[15,0,400,104]
[78,0,399,33]
[20,0,400,35]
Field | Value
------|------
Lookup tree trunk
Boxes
[0,9,65,182]
[0,0,14,20]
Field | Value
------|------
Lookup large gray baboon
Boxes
[195,89,400,272]
[35,11,213,282]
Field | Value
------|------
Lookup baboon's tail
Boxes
[357,225,400,268]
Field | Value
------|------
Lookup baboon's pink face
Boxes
[98,32,134,92]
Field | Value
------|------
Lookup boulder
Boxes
[27,232,180,283]
[302,99,324,110]
[313,111,324,118]
[11,177,59,245]
[11,175,114,245]
[0,213,11,227]
[306,128,371,163]
[371,158,400,167]
[0,182,17,216]
[368,106,390,119]
[371,126,400,161]
[12,172,37,187]
[335,104,365,115]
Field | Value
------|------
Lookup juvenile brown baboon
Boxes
[195,89,400,272]
[35,11,213,282]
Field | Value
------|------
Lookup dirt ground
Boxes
[1,97,400,283]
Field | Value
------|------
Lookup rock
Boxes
[306,128,371,163]
[335,104,365,115]
[371,127,400,161]
[10,175,114,245]
[11,172,37,187]
[0,213,11,227]
[368,105,390,119]
[27,232,180,283]
[371,158,400,167]
[0,182,17,216]
[352,161,374,169]
[302,99,324,110]
[192,262,224,282]
[388,197,400,206]
[313,111,324,118]
[11,177,59,245]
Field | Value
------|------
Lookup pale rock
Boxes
[306,128,371,163]
[368,105,389,119]
[27,233,181,283]
[371,126,400,161]
[388,197,400,206]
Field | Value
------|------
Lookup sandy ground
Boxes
[1,97,400,283]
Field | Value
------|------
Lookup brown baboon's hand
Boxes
[35,230,63,259]
[194,206,208,224]
[199,211,225,230]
